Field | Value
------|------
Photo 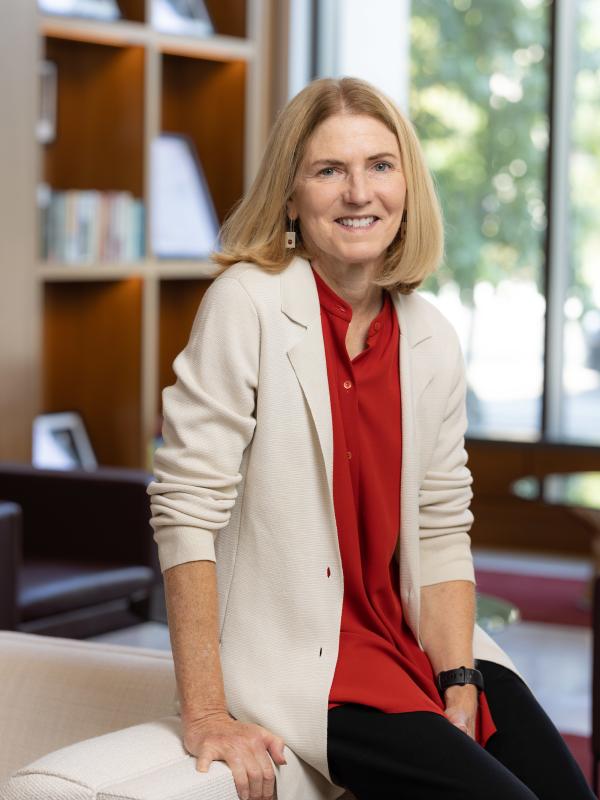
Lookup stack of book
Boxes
[40,190,145,263]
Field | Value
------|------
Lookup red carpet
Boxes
[475,569,591,628]
[562,733,594,788]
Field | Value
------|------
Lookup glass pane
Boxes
[409,0,551,439]
[562,0,600,443]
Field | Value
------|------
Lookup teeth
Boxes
[337,216,377,228]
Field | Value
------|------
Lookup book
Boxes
[38,0,121,21]
[151,0,214,37]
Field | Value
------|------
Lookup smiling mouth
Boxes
[335,215,380,230]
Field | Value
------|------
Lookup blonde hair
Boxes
[211,76,443,293]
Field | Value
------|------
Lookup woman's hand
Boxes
[182,710,287,800]
[442,684,478,740]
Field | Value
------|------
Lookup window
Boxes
[308,0,599,444]
[560,0,600,443]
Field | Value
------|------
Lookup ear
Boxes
[286,196,297,221]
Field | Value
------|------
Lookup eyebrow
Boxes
[309,152,399,168]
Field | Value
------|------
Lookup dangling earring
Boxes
[285,217,296,249]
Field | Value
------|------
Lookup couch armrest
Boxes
[0,502,22,630]
[0,716,240,800]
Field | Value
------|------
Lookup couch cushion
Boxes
[18,561,154,621]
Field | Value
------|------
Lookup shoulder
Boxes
[395,289,462,354]
[211,260,280,300]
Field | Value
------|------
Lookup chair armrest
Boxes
[0,463,158,577]
[0,502,22,630]
[0,716,239,800]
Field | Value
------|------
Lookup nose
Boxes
[342,169,373,206]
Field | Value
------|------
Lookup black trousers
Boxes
[326,659,595,800]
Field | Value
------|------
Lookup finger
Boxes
[196,745,215,772]
[244,748,266,800]
[226,752,251,800]
[267,735,288,765]
[453,722,469,735]
[252,744,276,798]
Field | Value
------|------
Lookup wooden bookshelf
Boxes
[0,0,272,466]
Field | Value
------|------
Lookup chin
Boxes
[335,246,386,265]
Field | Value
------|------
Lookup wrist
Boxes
[436,664,484,696]
[181,706,230,725]
[443,683,478,701]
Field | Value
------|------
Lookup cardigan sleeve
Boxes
[147,276,259,572]
[418,332,476,588]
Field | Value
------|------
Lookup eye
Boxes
[373,161,393,172]
[318,166,339,177]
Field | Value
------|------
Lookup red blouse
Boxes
[311,265,496,748]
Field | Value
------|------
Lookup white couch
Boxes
[0,631,265,799]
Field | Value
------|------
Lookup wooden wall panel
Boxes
[44,38,144,196]
[205,0,247,37]
[118,0,145,22]
[158,279,212,406]
[43,279,142,467]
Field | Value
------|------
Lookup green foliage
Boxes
[409,0,551,300]
[571,0,600,313]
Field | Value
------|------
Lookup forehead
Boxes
[304,113,399,158]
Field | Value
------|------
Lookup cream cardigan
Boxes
[147,255,524,800]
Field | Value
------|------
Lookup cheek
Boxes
[383,184,406,213]
[301,194,336,227]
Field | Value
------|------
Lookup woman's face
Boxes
[287,113,407,271]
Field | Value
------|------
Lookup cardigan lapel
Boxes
[281,256,435,645]
[282,256,335,503]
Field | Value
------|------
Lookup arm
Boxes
[164,560,229,723]
[420,579,476,676]
[147,275,259,572]
[146,277,288,795]
[417,332,479,733]
[148,275,259,711]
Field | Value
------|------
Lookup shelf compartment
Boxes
[43,37,145,197]
[118,0,145,22]
[43,279,143,467]
[158,278,212,404]
[204,0,246,38]
[161,54,245,224]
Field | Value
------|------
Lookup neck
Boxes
[310,255,384,318]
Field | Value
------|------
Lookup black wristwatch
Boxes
[436,665,484,695]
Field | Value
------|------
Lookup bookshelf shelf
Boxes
[40,15,148,47]
[38,262,150,281]
[27,0,271,469]
[40,14,255,61]
[38,259,218,281]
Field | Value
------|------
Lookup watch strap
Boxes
[436,665,484,694]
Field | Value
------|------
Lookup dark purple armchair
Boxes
[0,462,163,639]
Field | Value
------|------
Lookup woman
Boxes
[147,77,594,800]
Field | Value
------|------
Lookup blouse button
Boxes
[326,566,331,577]
[346,451,352,460]
[374,321,381,331]
[343,380,352,389]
